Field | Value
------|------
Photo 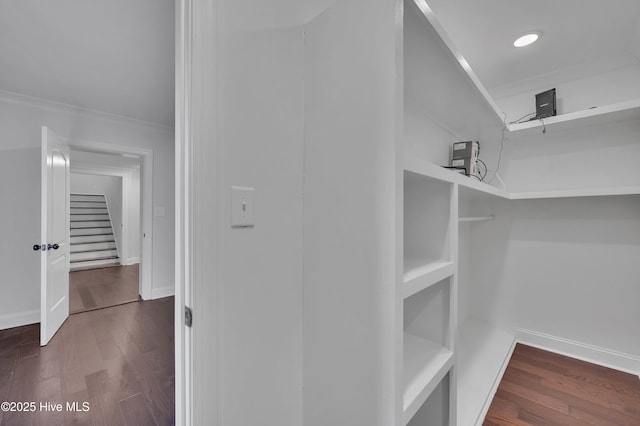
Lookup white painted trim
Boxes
[0,309,40,331]
[100,193,122,261]
[175,0,189,425]
[409,0,505,124]
[474,339,517,426]
[0,88,174,133]
[179,0,222,424]
[68,141,153,301]
[152,285,176,300]
[517,329,640,376]
[71,163,139,175]
[121,174,130,264]
[124,257,140,265]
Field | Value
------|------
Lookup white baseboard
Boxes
[151,286,175,300]
[517,328,640,375]
[123,257,140,265]
[0,309,40,331]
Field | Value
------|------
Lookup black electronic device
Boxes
[535,88,556,119]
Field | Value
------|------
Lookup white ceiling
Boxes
[425,0,640,92]
[0,0,175,127]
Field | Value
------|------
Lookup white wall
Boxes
[493,63,640,123]
[217,7,304,426]
[0,147,41,328]
[469,197,640,359]
[0,92,174,329]
[501,119,640,194]
[303,0,397,424]
[125,170,141,263]
[70,173,124,256]
[191,0,398,424]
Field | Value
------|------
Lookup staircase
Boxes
[70,194,120,271]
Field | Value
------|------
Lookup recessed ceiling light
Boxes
[513,33,540,48]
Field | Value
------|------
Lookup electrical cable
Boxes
[509,112,536,124]
[477,158,488,181]
[540,117,546,134]
[488,112,507,185]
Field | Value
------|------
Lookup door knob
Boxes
[47,243,60,250]
[33,244,42,251]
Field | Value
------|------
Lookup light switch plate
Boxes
[231,186,254,228]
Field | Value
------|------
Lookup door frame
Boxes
[68,142,153,300]
[175,0,222,424]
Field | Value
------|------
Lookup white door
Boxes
[40,126,71,346]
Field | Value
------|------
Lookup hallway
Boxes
[69,264,140,314]
[0,297,174,426]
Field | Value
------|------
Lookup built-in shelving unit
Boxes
[403,278,454,424]
[507,99,640,134]
[407,153,640,201]
[402,157,518,425]
[401,169,457,425]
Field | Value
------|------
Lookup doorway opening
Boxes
[66,143,154,310]
[68,148,143,313]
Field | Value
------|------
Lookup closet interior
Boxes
[397,0,640,424]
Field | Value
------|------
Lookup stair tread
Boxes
[70,240,116,245]
[71,248,117,254]
[70,262,121,271]
[70,255,119,263]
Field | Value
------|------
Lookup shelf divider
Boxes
[403,332,454,425]
[404,155,509,200]
[403,260,454,299]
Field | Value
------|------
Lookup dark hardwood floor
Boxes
[70,265,140,314]
[484,343,640,426]
[0,297,174,426]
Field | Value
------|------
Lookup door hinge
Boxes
[185,306,193,328]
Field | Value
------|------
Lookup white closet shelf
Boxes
[407,155,640,201]
[509,186,640,200]
[405,155,509,200]
[403,332,454,425]
[457,318,515,426]
[507,99,640,134]
[459,215,494,223]
[403,259,454,299]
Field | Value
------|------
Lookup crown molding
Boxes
[0,89,175,134]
